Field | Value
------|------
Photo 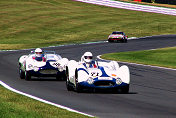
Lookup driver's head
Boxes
[35,48,43,57]
[83,52,93,63]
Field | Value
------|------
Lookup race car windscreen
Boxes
[112,32,124,35]
[46,54,62,61]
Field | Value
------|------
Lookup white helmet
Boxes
[35,48,43,57]
[83,52,93,63]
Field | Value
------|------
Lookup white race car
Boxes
[66,60,130,93]
[18,50,68,81]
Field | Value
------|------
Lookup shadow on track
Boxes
[73,89,138,94]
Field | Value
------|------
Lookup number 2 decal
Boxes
[91,72,99,77]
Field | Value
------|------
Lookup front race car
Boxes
[76,66,129,93]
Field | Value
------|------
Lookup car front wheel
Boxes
[25,71,31,81]
[74,70,82,93]
[19,68,25,79]
[66,69,73,91]
[121,85,129,93]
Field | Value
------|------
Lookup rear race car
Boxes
[108,31,128,43]
[18,50,68,81]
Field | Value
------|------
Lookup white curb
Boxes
[0,81,94,117]
[75,0,176,16]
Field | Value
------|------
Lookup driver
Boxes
[81,52,97,68]
[33,48,46,62]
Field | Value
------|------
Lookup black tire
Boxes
[121,38,126,43]
[56,74,60,80]
[121,85,129,93]
[25,71,31,81]
[56,71,67,81]
[66,68,73,91]
[74,70,81,93]
[56,74,62,81]
[19,67,25,79]
[124,39,127,43]
[62,70,67,81]
[108,40,113,43]
[66,80,72,91]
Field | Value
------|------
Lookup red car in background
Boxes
[108,31,128,43]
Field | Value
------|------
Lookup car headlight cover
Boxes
[33,66,39,72]
[87,77,94,84]
[116,77,122,85]
[28,64,33,69]
[58,66,64,72]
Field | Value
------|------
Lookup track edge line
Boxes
[0,81,94,118]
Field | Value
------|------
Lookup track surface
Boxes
[0,35,176,118]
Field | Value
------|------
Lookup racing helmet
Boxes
[35,48,43,57]
[83,52,93,63]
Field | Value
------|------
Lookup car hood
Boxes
[108,34,123,38]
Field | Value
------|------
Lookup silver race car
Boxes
[18,48,68,81]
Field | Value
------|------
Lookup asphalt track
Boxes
[0,35,176,118]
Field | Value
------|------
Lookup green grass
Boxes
[0,85,91,118]
[101,47,176,69]
[1,0,176,117]
[0,0,176,50]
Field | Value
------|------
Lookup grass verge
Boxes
[0,0,176,50]
[101,47,176,69]
[0,0,176,117]
[0,85,91,118]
